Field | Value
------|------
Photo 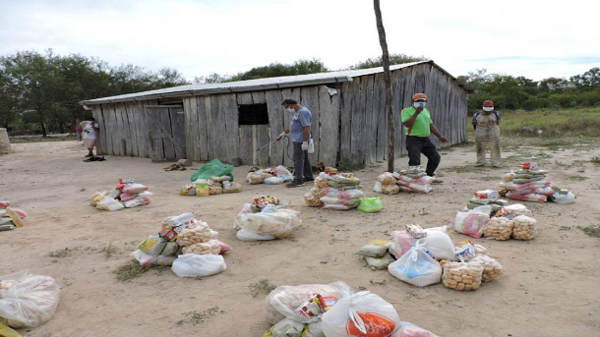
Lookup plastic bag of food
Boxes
[96,197,124,211]
[392,322,439,337]
[471,255,504,282]
[214,240,231,254]
[389,226,448,259]
[264,177,285,185]
[191,159,234,182]
[388,241,442,287]
[3,208,25,227]
[222,182,243,193]
[320,197,360,206]
[512,215,537,240]
[123,183,148,194]
[441,260,483,291]
[454,209,490,239]
[321,291,400,337]
[234,210,300,239]
[301,322,325,337]
[357,197,383,213]
[123,197,150,208]
[378,172,397,185]
[315,176,330,189]
[422,230,455,261]
[236,228,276,241]
[506,192,547,202]
[382,184,400,195]
[265,281,353,324]
[502,203,532,217]
[0,271,60,328]
[177,223,213,246]
[358,240,392,258]
[365,254,395,270]
[182,240,221,255]
[155,255,177,266]
[552,191,576,204]
[263,318,305,337]
[322,204,354,211]
[304,193,325,207]
[131,249,155,266]
[138,236,167,256]
[483,217,513,241]
[171,254,226,278]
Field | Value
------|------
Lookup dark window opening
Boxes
[238,103,269,125]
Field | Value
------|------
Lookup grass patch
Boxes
[338,157,366,172]
[48,248,73,258]
[9,136,77,143]
[369,279,388,286]
[249,279,276,298]
[113,261,150,282]
[176,306,224,326]
[565,175,588,181]
[101,242,118,259]
[577,226,600,238]
[492,108,600,138]
[591,156,600,165]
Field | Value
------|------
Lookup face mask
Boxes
[285,108,295,113]
[413,102,426,108]
[483,107,494,112]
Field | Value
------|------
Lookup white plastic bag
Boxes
[265,281,353,324]
[422,231,455,260]
[171,254,226,278]
[373,181,383,193]
[264,177,285,185]
[234,209,300,239]
[388,241,442,287]
[131,249,155,267]
[236,228,276,241]
[96,197,124,211]
[321,291,401,337]
[0,270,61,328]
[552,192,576,204]
[454,208,490,239]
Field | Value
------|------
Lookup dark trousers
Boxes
[293,142,313,182]
[406,136,441,177]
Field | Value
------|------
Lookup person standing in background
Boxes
[277,99,314,188]
[83,117,99,157]
[472,100,502,167]
[75,118,83,142]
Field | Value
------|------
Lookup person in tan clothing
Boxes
[472,100,501,167]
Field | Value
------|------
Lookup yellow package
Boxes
[0,323,21,337]
[195,180,209,197]
[5,207,24,227]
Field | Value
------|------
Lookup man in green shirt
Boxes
[401,93,448,178]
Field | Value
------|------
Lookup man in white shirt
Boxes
[82,117,99,157]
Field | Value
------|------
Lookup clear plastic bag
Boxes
[265,281,353,324]
[392,321,439,337]
[263,318,305,337]
[389,226,448,259]
[236,228,276,241]
[388,241,442,287]
[234,210,300,239]
[372,181,383,193]
[171,254,226,278]
[454,208,490,239]
[96,197,124,211]
[321,291,400,337]
[0,270,60,328]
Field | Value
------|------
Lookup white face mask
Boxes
[413,102,426,108]
[483,106,494,112]
[285,107,295,113]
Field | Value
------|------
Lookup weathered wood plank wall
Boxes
[91,63,466,167]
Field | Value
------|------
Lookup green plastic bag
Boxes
[357,197,383,213]
[190,159,234,182]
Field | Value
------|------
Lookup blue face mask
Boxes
[413,102,426,108]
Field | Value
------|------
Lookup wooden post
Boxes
[374,0,395,172]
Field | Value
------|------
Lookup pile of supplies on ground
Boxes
[131,212,230,278]
[498,162,575,204]
[246,166,294,185]
[180,176,242,196]
[455,203,538,241]
[0,201,27,231]
[262,281,438,337]
[90,179,153,211]
[304,171,365,210]
[0,270,60,329]
[357,224,505,291]
[373,167,434,195]
[234,195,301,241]
[466,189,508,212]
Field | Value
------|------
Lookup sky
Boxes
[1,0,599,82]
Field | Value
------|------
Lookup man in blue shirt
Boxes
[277,99,314,188]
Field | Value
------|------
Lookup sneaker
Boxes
[286,181,305,188]
[473,163,485,167]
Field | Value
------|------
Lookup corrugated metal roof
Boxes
[81,60,461,105]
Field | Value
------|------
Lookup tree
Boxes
[373,0,395,172]
[570,67,600,90]
[350,53,427,70]
[538,77,569,93]
[0,68,21,128]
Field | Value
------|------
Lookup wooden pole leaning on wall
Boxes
[374,0,395,172]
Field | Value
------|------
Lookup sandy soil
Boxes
[1,140,600,337]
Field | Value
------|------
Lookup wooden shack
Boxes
[80,60,468,166]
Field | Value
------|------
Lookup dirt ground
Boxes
[1,140,600,337]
